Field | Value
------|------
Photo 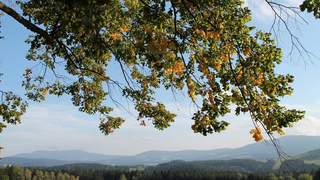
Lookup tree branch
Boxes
[0,1,51,42]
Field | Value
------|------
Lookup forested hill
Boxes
[51,158,319,173]
[44,160,320,180]
[152,159,319,172]
[1,159,319,180]
[2,164,319,180]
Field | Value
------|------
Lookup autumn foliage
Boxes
[0,0,305,141]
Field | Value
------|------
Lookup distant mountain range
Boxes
[1,135,320,167]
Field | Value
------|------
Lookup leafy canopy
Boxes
[0,0,306,141]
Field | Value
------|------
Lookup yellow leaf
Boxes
[110,32,122,41]
[250,127,263,142]
[213,61,222,71]
[119,26,129,33]
[187,77,196,102]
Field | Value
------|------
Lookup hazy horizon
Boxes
[4,134,320,157]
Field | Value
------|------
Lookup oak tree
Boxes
[0,0,307,142]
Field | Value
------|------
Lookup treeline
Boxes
[134,170,319,180]
[48,165,320,180]
[0,166,79,180]
[2,165,320,180]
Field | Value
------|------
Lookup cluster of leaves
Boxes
[0,74,28,133]
[0,0,306,140]
[301,0,320,18]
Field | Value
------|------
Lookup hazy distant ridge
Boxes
[2,135,320,166]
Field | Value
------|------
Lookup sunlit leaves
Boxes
[191,99,230,136]
[0,72,28,133]
[99,116,125,135]
[22,69,65,102]
[250,127,263,142]
[0,91,28,133]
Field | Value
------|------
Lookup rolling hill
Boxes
[1,135,320,166]
[295,149,320,165]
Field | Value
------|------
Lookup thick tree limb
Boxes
[0,1,51,42]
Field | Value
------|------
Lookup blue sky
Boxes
[1,0,320,157]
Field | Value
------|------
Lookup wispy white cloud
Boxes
[2,101,318,157]
[286,116,320,136]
